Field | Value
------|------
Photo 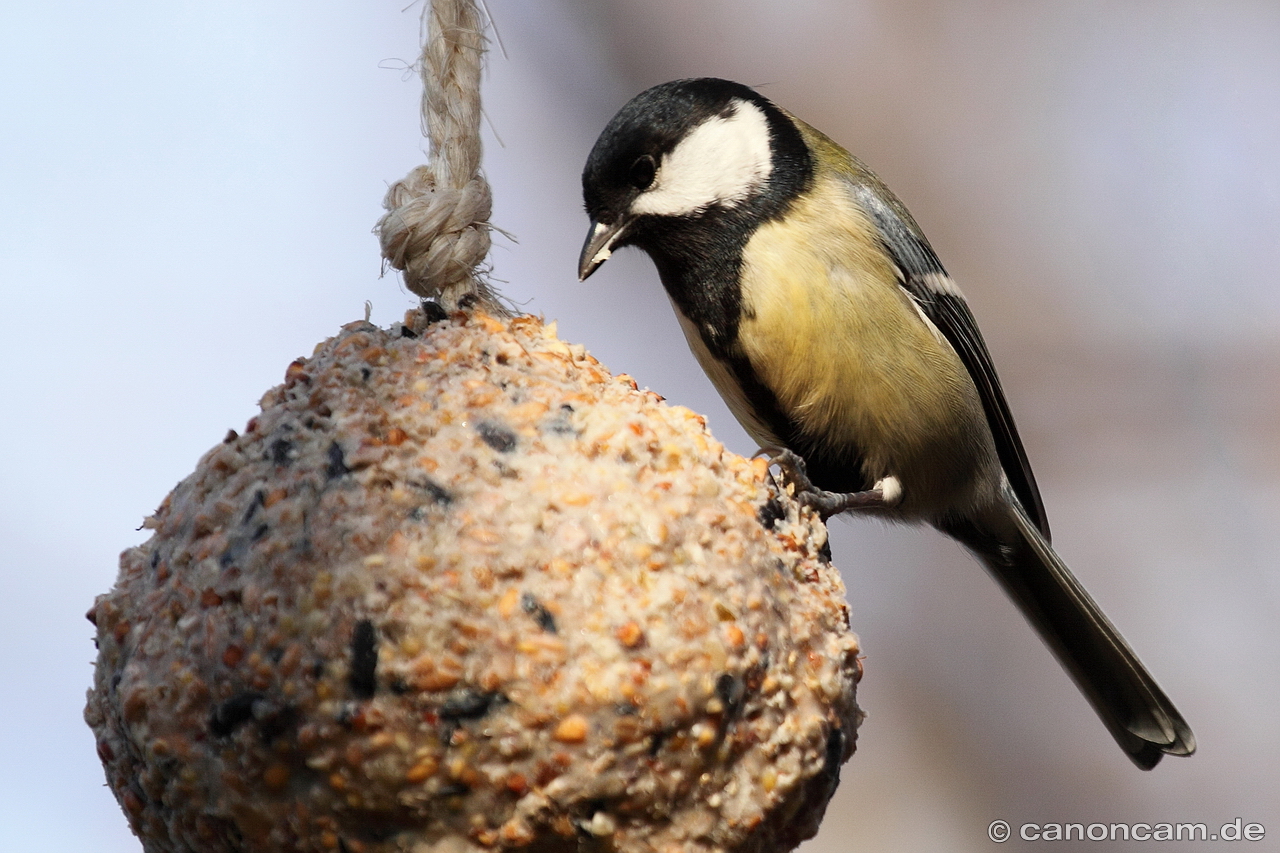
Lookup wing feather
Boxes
[847,181,1051,538]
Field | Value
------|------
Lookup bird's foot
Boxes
[761,448,898,521]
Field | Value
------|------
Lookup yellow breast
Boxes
[735,172,984,485]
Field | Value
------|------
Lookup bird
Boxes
[577,77,1194,769]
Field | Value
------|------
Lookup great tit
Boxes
[578,77,1194,769]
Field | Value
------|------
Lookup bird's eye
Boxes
[629,155,656,190]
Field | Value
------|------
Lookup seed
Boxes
[553,714,589,743]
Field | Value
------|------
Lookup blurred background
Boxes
[3,1,1277,850]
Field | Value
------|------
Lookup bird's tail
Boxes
[939,493,1195,769]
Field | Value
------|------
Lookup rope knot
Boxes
[378,165,493,306]
[375,0,505,315]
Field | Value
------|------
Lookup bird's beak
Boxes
[578,218,627,281]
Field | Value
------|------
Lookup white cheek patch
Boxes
[631,100,774,217]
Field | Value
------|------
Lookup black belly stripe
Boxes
[724,352,873,494]
[624,128,870,494]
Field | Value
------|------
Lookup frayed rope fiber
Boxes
[375,0,505,314]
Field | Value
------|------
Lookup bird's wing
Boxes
[847,180,1051,539]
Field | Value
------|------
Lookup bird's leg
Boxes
[763,448,897,521]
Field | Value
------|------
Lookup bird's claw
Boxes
[762,447,891,521]
[760,447,814,491]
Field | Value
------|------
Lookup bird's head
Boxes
[578,78,809,280]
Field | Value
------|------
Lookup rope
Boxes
[376,0,506,314]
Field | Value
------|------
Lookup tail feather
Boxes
[939,494,1195,770]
